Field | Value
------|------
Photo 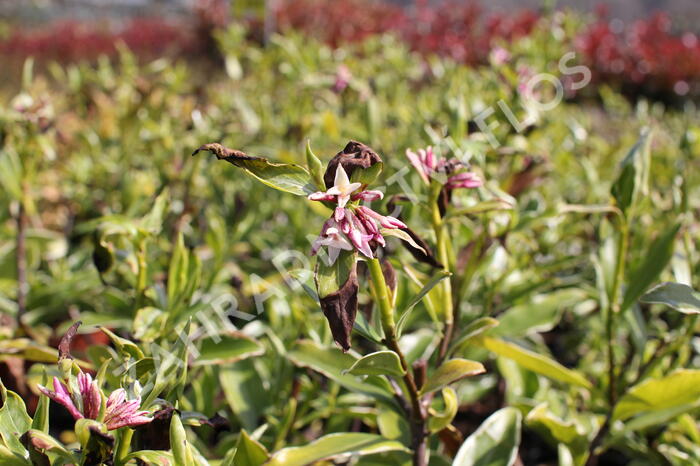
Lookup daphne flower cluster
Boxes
[38,372,152,430]
[405,146,482,190]
[308,164,406,263]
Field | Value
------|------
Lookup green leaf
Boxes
[305,140,325,190]
[350,161,383,186]
[611,130,652,215]
[220,359,270,432]
[377,408,410,443]
[479,337,592,389]
[75,419,113,465]
[0,148,23,202]
[230,429,269,466]
[170,412,194,466]
[396,270,451,336]
[140,188,170,235]
[420,359,485,395]
[142,323,190,407]
[453,407,522,466]
[525,404,588,466]
[493,289,587,337]
[0,381,31,454]
[315,249,356,298]
[286,340,395,404]
[613,369,700,423]
[194,332,264,366]
[428,387,459,433]
[267,433,409,466]
[445,199,514,218]
[353,312,384,344]
[0,445,29,465]
[621,223,680,312]
[31,372,49,433]
[194,143,314,196]
[380,229,427,255]
[133,307,167,342]
[125,450,175,465]
[624,400,700,432]
[22,430,77,463]
[100,327,145,360]
[640,282,700,314]
[449,318,500,355]
[168,232,189,309]
[346,351,406,378]
[0,339,58,364]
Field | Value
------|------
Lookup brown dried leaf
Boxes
[323,140,382,189]
[58,321,81,361]
[319,262,359,352]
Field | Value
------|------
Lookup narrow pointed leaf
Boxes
[194,143,313,195]
[267,433,408,466]
[170,412,194,466]
[286,340,395,404]
[397,270,451,336]
[640,282,700,314]
[346,351,405,378]
[305,141,325,190]
[621,223,680,312]
[479,337,592,389]
[230,429,269,466]
[428,387,459,433]
[453,407,522,466]
[420,359,485,395]
[194,332,264,366]
[613,369,700,422]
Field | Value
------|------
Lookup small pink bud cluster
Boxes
[38,372,152,430]
[309,165,406,263]
[405,146,482,190]
[333,64,352,93]
[490,46,512,65]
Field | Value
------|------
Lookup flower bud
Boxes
[323,141,382,189]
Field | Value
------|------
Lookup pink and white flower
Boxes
[308,164,362,208]
[312,218,354,264]
[309,165,406,263]
[38,372,151,430]
[103,389,152,430]
[405,146,483,190]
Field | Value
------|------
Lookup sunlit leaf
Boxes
[640,282,700,314]
[346,351,405,378]
[420,358,485,395]
[267,433,409,466]
[453,407,522,466]
[613,369,700,423]
[194,143,314,196]
[479,337,592,389]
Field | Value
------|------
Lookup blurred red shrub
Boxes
[0,18,200,62]
[274,0,537,65]
[576,11,700,98]
[1,0,698,100]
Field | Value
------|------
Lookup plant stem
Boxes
[135,238,148,309]
[16,200,28,328]
[607,219,629,406]
[589,218,629,465]
[430,184,454,362]
[15,179,32,336]
[367,257,427,466]
[114,427,134,465]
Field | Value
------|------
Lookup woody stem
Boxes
[367,257,427,466]
[430,183,454,362]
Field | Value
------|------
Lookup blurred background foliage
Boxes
[0,1,699,465]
